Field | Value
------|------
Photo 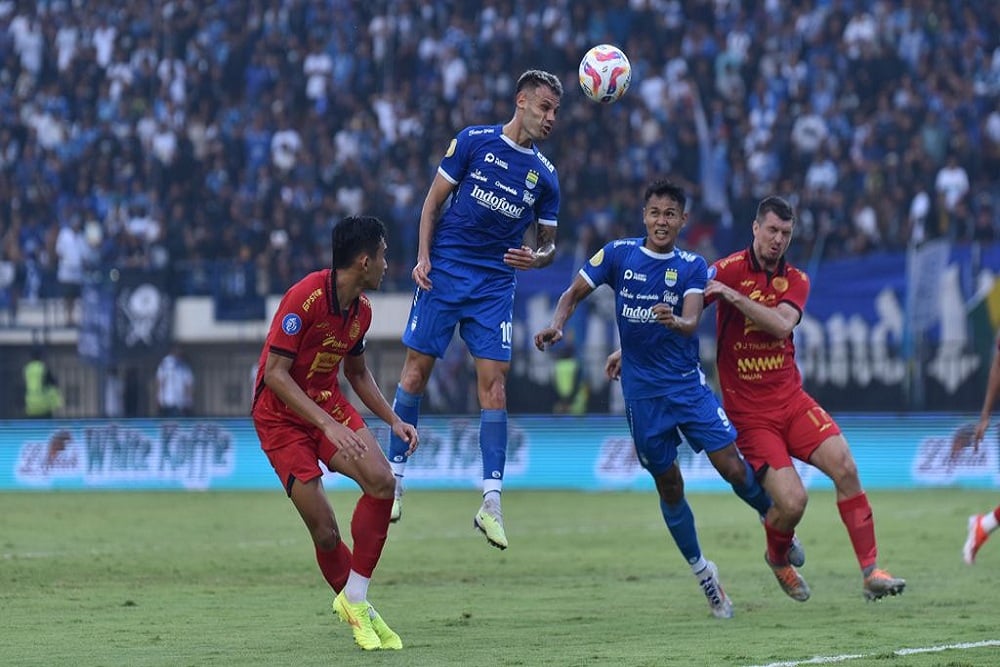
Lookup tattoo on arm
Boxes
[533,224,557,268]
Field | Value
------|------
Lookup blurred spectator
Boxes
[53,215,91,326]
[0,0,994,310]
[23,347,63,418]
[156,345,194,417]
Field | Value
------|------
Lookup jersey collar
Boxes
[327,269,360,318]
[746,246,788,277]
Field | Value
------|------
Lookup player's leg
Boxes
[327,426,401,649]
[470,356,511,549]
[735,418,812,602]
[687,392,805,567]
[686,389,771,516]
[387,348,436,522]
[652,464,733,619]
[630,397,732,618]
[257,423,355,595]
[391,286,458,523]
[270,444,379,649]
[964,503,1000,564]
[801,406,904,600]
[462,287,515,550]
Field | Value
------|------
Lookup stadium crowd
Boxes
[0,0,997,313]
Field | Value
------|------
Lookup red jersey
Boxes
[710,248,810,414]
[251,269,371,427]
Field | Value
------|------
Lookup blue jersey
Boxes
[434,124,559,275]
[580,238,709,400]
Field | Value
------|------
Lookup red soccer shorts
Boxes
[254,396,367,495]
[728,389,842,472]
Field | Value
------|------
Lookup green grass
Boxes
[2,489,999,666]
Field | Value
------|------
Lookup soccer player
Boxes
[385,69,563,550]
[535,179,780,619]
[252,215,419,650]
[703,195,906,602]
[963,333,1000,564]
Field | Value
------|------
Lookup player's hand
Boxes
[504,245,537,270]
[323,421,369,461]
[605,349,622,380]
[412,259,433,291]
[534,326,563,351]
[973,417,990,452]
[391,419,420,456]
[652,303,681,329]
[705,279,738,303]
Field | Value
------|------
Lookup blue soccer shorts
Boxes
[401,260,515,362]
[624,384,738,476]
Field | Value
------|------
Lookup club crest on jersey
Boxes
[525,169,539,190]
[282,313,302,335]
[589,248,605,266]
[772,276,789,293]
[664,268,678,287]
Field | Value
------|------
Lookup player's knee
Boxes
[477,377,507,409]
[774,488,808,521]
[656,475,685,505]
[359,467,395,499]
[399,365,430,394]
[313,525,343,551]
[719,459,748,486]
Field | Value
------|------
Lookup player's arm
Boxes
[262,351,369,459]
[413,172,457,290]
[343,350,419,452]
[505,222,557,270]
[652,291,703,336]
[974,344,1000,448]
[704,279,800,339]
[532,223,557,268]
[534,273,594,350]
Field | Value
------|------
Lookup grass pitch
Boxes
[2,488,999,666]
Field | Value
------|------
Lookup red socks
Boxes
[349,494,393,578]
[765,520,795,566]
[315,540,352,592]
[837,491,878,571]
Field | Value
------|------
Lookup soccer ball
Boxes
[578,44,632,104]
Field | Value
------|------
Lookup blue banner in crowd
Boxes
[2,414,997,491]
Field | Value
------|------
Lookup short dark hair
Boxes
[516,69,563,97]
[756,196,795,224]
[642,178,687,210]
[331,215,385,270]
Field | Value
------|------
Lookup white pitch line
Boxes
[745,640,1000,667]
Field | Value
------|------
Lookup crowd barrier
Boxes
[3,414,996,491]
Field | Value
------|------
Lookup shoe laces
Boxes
[698,570,724,607]
[773,564,803,590]
[865,568,897,586]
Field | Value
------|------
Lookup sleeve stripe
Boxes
[438,166,458,184]
[578,269,596,288]
[537,218,558,227]
[269,346,296,359]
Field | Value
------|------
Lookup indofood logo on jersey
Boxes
[470,184,525,218]
[621,303,658,323]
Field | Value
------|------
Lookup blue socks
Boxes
[730,458,772,516]
[660,498,702,565]
[480,409,507,484]
[388,386,421,466]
